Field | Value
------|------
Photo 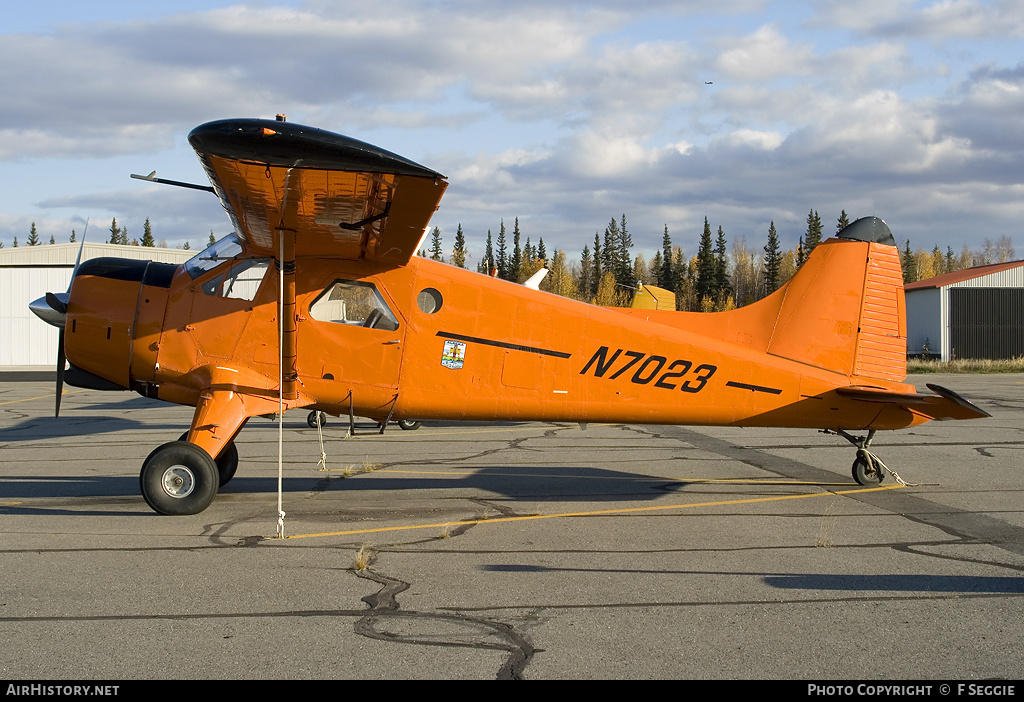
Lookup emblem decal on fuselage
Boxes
[441,339,466,369]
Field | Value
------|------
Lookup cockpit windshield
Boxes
[184,234,243,279]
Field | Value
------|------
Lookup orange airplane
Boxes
[29,117,989,516]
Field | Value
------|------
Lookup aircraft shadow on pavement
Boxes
[762,572,1024,593]
[223,464,675,502]
[479,565,1024,595]
[1,462,673,513]
[0,415,180,442]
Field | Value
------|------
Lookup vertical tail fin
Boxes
[619,217,907,382]
[766,218,906,381]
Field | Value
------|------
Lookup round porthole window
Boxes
[417,288,443,314]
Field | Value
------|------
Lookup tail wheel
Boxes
[852,454,883,485]
[140,441,219,515]
[397,419,421,430]
[307,411,327,428]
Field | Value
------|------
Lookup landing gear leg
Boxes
[825,429,887,485]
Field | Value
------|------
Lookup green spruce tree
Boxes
[479,230,495,274]
[714,225,731,304]
[429,227,443,261]
[837,210,850,234]
[659,225,675,290]
[696,216,716,303]
[616,214,632,287]
[804,209,822,257]
[578,245,593,299]
[901,240,917,283]
[496,221,509,280]
[510,218,522,281]
[141,219,156,247]
[763,221,782,294]
[27,222,40,246]
[451,224,467,268]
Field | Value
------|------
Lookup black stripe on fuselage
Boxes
[726,380,783,395]
[436,331,571,359]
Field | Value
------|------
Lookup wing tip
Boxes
[188,118,446,180]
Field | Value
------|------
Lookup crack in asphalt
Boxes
[351,566,536,680]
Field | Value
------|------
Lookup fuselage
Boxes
[63,240,925,433]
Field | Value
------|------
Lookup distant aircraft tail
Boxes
[623,216,907,383]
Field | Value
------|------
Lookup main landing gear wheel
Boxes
[307,411,327,429]
[215,443,238,487]
[397,419,421,430]
[178,432,238,487]
[852,452,884,486]
[140,441,219,515]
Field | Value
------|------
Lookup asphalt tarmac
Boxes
[1,372,1022,681]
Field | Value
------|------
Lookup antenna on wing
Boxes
[130,171,216,194]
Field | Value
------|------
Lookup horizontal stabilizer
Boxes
[837,383,990,421]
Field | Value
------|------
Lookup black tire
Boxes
[140,441,219,515]
[215,442,238,487]
[307,411,327,429]
[852,454,883,486]
[397,419,421,430]
[178,431,238,487]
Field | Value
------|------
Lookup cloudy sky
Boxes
[2,0,1022,265]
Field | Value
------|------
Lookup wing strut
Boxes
[276,169,301,539]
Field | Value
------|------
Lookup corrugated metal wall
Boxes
[1,245,194,366]
[1,268,71,365]
[949,288,1024,360]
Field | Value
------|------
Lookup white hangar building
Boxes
[1,243,194,367]
[905,259,1024,361]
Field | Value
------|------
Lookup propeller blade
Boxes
[71,220,87,283]
[45,291,68,314]
[56,328,66,418]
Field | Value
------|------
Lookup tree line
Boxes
[423,210,1017,311]
[1,218,212,250]
[8,213,1015,310]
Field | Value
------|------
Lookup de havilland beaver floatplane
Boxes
[30,117,989,516]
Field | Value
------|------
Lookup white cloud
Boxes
[2,1,1023,257]
[816,0,1024,40]
[720,129,784,150]
[715,24,816,82]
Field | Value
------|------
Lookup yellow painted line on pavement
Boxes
[284,483,903,540]
[328,467,849,486]
[0,390,85,406]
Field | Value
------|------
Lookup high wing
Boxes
[188,118,448,264]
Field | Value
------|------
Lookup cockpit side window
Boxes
[309,280,399,331]
[185,234,243,279]
[200,258,271,301]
